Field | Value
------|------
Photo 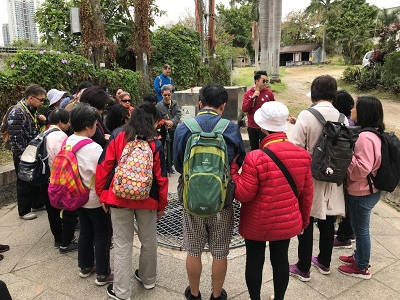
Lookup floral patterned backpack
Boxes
[113,139,153,200]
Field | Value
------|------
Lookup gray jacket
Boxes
[156,100,182,131]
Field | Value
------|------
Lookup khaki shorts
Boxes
[182,206,234,260]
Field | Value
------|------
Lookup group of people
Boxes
[1,66,386,300]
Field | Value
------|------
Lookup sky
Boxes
[0,0,399,46]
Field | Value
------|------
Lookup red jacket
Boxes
[96,129,168,211]
[242,87,275,129]
[230,133,313,241]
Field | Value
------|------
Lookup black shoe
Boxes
[210,288,227,300]
[168,167,176,174]
[54,241,61,249]
[107,284,131,300]
[185,286,202,300]
[0,244,10,253]
[59,241,78,253]
[0,254,3,261]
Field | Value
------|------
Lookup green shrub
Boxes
[342,66,362,83]
[382,52,400,77]
[0,50,145,116]
[355,64,383,90]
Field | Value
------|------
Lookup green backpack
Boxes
[182,118,230,217]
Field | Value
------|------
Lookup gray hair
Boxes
[161,84,172,93]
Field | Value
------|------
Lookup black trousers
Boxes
[41,184,77,247]
[297,216,335,271]
[77,207,112,276]
[160,129,174,170]
[247,127,267,151]
[245,239,290,300]
[336,196,354,241]
[0,280,12,300]
[13,152,45,216]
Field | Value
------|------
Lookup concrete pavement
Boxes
[1,172,400,300]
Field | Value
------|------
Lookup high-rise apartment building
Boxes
[2,24,11,46]
[7,0,42,44]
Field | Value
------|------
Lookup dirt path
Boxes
[275,65,400,132]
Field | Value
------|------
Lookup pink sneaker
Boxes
[289,264,310,282]
[333,238,352,249]
[339,255,355,265]
[338,263,371,279]
[311,256,330,275]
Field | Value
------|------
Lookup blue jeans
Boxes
[348,191,381,270]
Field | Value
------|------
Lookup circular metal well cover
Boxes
[152,192,244,250]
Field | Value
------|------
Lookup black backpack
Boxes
[18,128,60,185]
[361,128,400,193]
[308,108,360,185]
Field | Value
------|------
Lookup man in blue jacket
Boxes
[173,83,246,300]
[154,64,175,103]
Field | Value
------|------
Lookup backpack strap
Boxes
[360,127,381,194]
[262,147,298,198]
[72,139,93,153]
[308,108,346,124]
[212,118,230,135]
[338,113,345,123]
[184,118,203,134]
[307,108,326,125]
[61,138,93,153]
[41,127,60,138]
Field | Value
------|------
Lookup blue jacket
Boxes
[154,73,175,103]
[173,109,246,173]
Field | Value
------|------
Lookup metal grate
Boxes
[153,192,245,250]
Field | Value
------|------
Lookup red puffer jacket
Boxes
[231,133,313,242]
[96,129,168,211]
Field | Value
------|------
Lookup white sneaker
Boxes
[134,269,155,290]
[19,212,37,220]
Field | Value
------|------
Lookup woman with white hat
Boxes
[230,101,313,300]
[44,88,67,124]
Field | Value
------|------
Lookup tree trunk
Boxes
[271,0,282,82]
[321,21,327,63]
[252,21,259,71]
[89,0,105,69]
[267,0,274,75]
[259,0,269,71]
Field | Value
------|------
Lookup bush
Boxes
[342,66,361,83]
[355,64,384,90]
[0,50,146,116]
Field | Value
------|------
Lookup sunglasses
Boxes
[262,79,268,83]
[33,96,46,102]
[121,99,131,103]
[163,94,172,97]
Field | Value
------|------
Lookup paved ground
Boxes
[1,171,400,300]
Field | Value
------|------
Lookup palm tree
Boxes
[259,0,281,81]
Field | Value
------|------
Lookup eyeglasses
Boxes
[32,96,46,102]
[163,94,172,97]
[121,99,131,103]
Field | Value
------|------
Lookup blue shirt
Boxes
[154,73,175,103]
[173,109,246,173]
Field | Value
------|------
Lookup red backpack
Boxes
[48,139,93,210]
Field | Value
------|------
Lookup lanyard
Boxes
[20,100,38,129]
[197,110,218,116]
[263,138,288,148]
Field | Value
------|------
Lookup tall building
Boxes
[7,0,42,44]
[2,24,11,46]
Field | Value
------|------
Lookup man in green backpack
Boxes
[174,83,246,300]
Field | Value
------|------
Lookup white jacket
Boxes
[290,102,349,219]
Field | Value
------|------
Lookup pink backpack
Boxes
[48,139,93,210]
